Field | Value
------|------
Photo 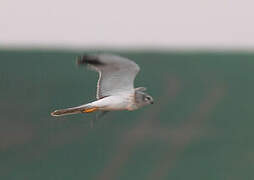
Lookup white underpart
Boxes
[86,91,136,111]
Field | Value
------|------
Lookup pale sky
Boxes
[1,0,254,49]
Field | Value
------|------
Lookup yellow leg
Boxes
[83,107,98,113]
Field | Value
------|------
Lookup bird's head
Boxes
[135,87,154,106]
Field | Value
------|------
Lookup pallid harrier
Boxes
[51,54,153,117]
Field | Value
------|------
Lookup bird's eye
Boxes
[145,97,151,101]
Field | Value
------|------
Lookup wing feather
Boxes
[77,54,140,99]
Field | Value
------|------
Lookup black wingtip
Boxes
[76,54,105,66]
[76,55,88,65]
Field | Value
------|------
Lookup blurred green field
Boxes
[0,49,254,180]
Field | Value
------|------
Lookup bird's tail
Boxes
[51,104,98,117]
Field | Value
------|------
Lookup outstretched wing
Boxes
[77,54,140,99]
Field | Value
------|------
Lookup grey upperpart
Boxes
[134,87,154,107]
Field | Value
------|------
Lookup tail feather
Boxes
[51,107,83,117]
[51,105,97,117]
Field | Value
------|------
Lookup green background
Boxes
[0,49,253,180]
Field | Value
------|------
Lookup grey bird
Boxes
[51,54,153,117]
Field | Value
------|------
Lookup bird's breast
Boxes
[126,93,139,111]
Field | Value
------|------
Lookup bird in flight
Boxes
[51,54,154,117]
